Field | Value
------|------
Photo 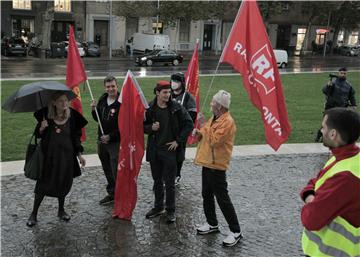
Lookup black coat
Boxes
[322,79,357,110]
[144,98,194,162]
[34,107,88,178]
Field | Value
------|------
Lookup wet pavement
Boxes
[1,153,328,257]
[1,53,359,79]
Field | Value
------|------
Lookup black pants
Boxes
[98,142,119,196]
[176,161,183,178]
[202,167,241,233]
[150,149,177,213]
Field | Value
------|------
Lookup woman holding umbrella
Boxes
[27,91,88,227]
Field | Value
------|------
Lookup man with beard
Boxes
[144,81,193,223]
[315,67,357,142]
[301,108,360,257]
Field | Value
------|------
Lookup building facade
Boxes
[1,0,359,55]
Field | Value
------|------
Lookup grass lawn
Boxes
[1,71,359,161]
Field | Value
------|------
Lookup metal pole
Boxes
[109,0,112,59]
[156,0,160,34]
[323,10,331,57]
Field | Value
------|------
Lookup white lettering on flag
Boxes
[263,106,282,136]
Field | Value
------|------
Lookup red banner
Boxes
[220,0,291,150]
[113,71,148,220]
[66,25,87,141]
[185,41,200,144]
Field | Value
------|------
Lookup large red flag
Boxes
[66,25,87,141]
[220,0,291,151]
[185,40,200,144]
[113,70,149,220]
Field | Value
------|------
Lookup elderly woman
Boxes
[26,91,88,227]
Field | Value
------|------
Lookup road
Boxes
[1,53,359,79]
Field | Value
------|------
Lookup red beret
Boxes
[155,80,171,91]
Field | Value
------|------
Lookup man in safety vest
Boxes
[300,107,360,257]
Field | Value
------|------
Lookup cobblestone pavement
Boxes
[1,153,328,257]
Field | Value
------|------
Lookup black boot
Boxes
[58,196,70,221]
[26,213,37,227]
[26,193,44,227]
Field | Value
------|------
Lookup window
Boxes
[296,28,306,50]
[152,22,163,34]
[179,19,190,42]
[348,31,359,45]
[12,0,31,10]
[12,18,34,37]
[54,0,71,12]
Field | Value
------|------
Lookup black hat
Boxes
[171,73,185,84]
[338,67,347,72]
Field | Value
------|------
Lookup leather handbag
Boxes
[24,133,44,180]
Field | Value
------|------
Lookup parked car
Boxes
[63,41,85,57]
[82,41,100,57]
[135,50,183,66]
[338,45,360,56]
[1,37,27,56]
[273,49,288,68]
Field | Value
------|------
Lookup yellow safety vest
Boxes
[302,153,360,257]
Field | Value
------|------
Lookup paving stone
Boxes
[1,154,328,256]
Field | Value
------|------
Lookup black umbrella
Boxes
[2,81,77,113]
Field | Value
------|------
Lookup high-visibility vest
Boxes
[302,153,360,257]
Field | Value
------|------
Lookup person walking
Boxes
[194,90,242,247]
[27,92,87,227]
[301,107,360,257]
[144,81,193,223]
[170,72,197,184]
[91,75,120,205]
[315,67,357,142]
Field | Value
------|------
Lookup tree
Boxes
[40,1,54,59]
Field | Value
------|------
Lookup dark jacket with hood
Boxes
[322,78,357,110]
[34,107,88,178]
[144,98,194,162]
[92,92,121,143]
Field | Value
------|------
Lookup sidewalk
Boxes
[0,143,328,177]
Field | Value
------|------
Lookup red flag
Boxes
[66,25,87,141]
[185,40,200,144]
[113,70,149,220]
[220,0,291,150]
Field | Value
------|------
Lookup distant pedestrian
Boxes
[144,81,193,223]
[26,92,88,227]
[91,75,120,205]
[170,72,197,184]
[315,67,357,142]
[95,33,101,46]
[301,107,360,257]
[194,90,243,247]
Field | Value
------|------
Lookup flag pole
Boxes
[86,79,104,135]
[201,1,244,111]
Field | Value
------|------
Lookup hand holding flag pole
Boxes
[86,80,104,135]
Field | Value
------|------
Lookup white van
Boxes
[126,33,170,53]
[273,49,288,68]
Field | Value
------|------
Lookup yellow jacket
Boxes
[194,112,236,171]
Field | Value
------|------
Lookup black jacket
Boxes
[34,107,88,178]
[92,92,121,143]
[172,91,197,122]
[144,98,194,162]
[322,79,357,110]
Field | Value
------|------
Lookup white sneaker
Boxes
[175,176,181,185]
[222,231,243,247]
[196,223,219,235]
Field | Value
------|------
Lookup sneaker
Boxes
[222,231,243,247]
[196,223,219,235]
[99,195,114,205]
[166,212,176,223]
[175,176,181,185]
[145,208,165,219]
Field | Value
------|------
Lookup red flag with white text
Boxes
[220,0,291,150]
[113,70,149,220]
[66,25,87,141]
[185,40,200,144]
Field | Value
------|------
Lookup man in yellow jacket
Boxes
[193,90,242,247]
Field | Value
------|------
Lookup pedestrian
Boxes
[170,72,197,184]
[91,75,120,205]
[194,90,243,247]
[315,67,357,142]
[26,92,88,227]
[95,33,101,46]
[144,81,193,223]
[301,107,360,257]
